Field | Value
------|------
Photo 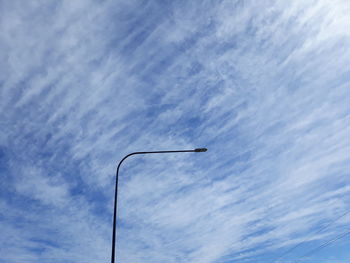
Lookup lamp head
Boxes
[194,148,207,152]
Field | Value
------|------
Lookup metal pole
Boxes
[111,148,207,263]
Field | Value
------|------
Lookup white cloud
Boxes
[1,0,350,262]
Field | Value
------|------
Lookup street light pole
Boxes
[111,148,207,263]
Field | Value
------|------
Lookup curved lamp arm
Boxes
[111,148,207,263]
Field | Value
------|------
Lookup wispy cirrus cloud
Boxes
[1,0,350,263]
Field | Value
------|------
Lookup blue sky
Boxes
[1,0,350,262]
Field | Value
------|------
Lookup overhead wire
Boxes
[271,209,350,262]
[293,228,350,262]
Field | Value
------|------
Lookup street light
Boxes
[111,148,207,263]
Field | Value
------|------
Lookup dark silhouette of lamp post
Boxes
[111,148,207,263]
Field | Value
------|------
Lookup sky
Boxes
[1,0,350,262]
